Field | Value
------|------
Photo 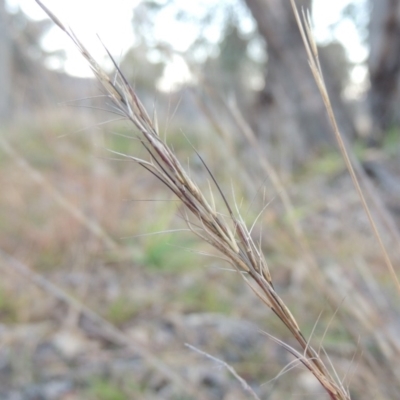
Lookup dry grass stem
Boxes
[185,343,262,400]
[34,0,353,398]
[290,0,400,294]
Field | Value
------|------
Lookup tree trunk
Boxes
[368,0,400,142]
[244,0,356,166]
[0,0,11,122]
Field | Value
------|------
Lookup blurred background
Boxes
[1,0,400,399]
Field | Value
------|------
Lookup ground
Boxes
[0,108,399,399]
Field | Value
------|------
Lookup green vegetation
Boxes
[105,295,140,326]
[382,126,400,156]
[0,285,18,323]
[178,283,232,314]
[139,234,197,272]
[89,378,127,400]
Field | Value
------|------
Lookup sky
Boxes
[6,0,368,90]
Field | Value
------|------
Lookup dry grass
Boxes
[1,1,399,399]
[32,1,355,399]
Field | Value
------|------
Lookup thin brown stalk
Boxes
[290,0,400,294]
[185,343,262,400]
